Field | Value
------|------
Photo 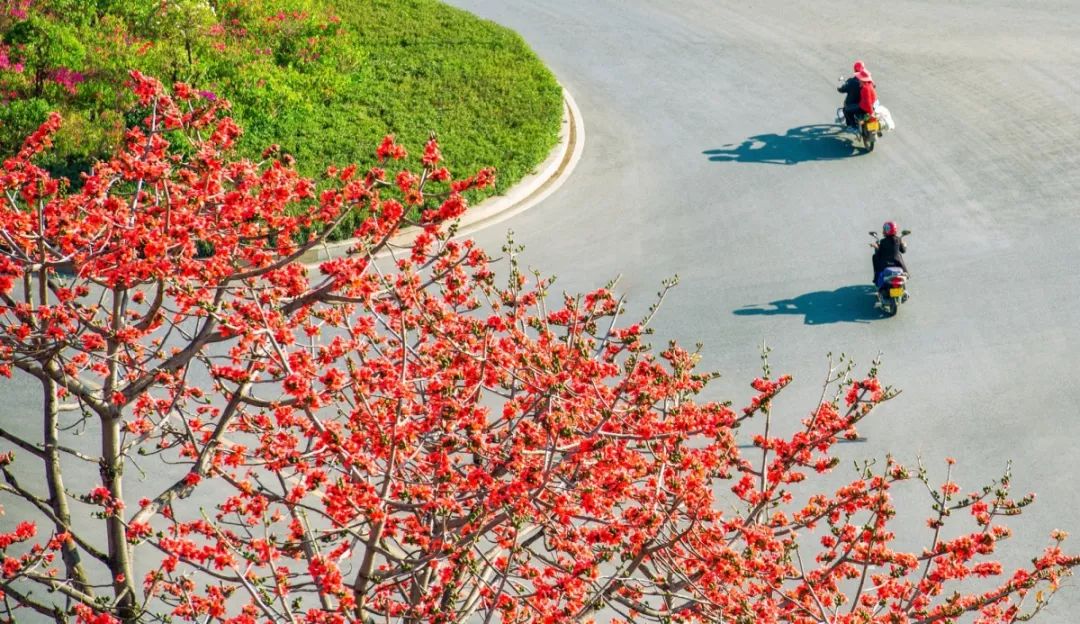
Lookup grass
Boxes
[0,0,564,239]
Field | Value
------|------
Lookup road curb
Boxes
[300,85,584,265]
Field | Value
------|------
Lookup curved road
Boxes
[449,0,1080,618]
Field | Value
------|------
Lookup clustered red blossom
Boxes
[0,522,70,601]
[85,486,125,517]
[0,73,1075,623]
[74,604,121,624]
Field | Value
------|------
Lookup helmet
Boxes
[853,60,866,73]
[882,221,898,236]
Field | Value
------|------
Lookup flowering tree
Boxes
[0,74,1075,624]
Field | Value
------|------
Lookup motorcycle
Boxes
[836,106,882,152]
[868,229,911,316]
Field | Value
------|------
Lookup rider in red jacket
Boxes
[857,69,877,115]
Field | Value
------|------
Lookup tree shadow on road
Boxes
[733,285,883,325]
[704,124,860,165]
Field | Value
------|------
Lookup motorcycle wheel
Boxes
[864,132,876,152]
[886,297,900,316]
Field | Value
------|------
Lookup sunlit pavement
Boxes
[448,1,1080,619]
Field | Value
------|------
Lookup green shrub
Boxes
[0,0,562,239]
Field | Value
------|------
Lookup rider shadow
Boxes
[704,124,860,165]
[733,285,883,325]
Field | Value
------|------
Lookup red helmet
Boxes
[853,60,866,73]
[882,221,898,236]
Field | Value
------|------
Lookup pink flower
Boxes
[49,67,85,95]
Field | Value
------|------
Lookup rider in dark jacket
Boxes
[839,60,867,127]
[873,221,907,284]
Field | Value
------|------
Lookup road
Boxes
[445,0,1080,619]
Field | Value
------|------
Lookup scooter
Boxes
[836,107,882,152]
[868,229,911,316]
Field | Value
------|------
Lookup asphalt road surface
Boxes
[444,0,1080,619]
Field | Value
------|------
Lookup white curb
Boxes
[300,84,584,265]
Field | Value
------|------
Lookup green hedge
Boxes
[0,0,563,238]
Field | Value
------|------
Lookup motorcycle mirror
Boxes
[901,229,912,236]
[868,231,877,237]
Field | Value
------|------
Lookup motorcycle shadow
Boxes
[733,284,885,325]
[704,124,860,165]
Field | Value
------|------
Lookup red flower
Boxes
[0,73,1070,624]
[422,137,442,167]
